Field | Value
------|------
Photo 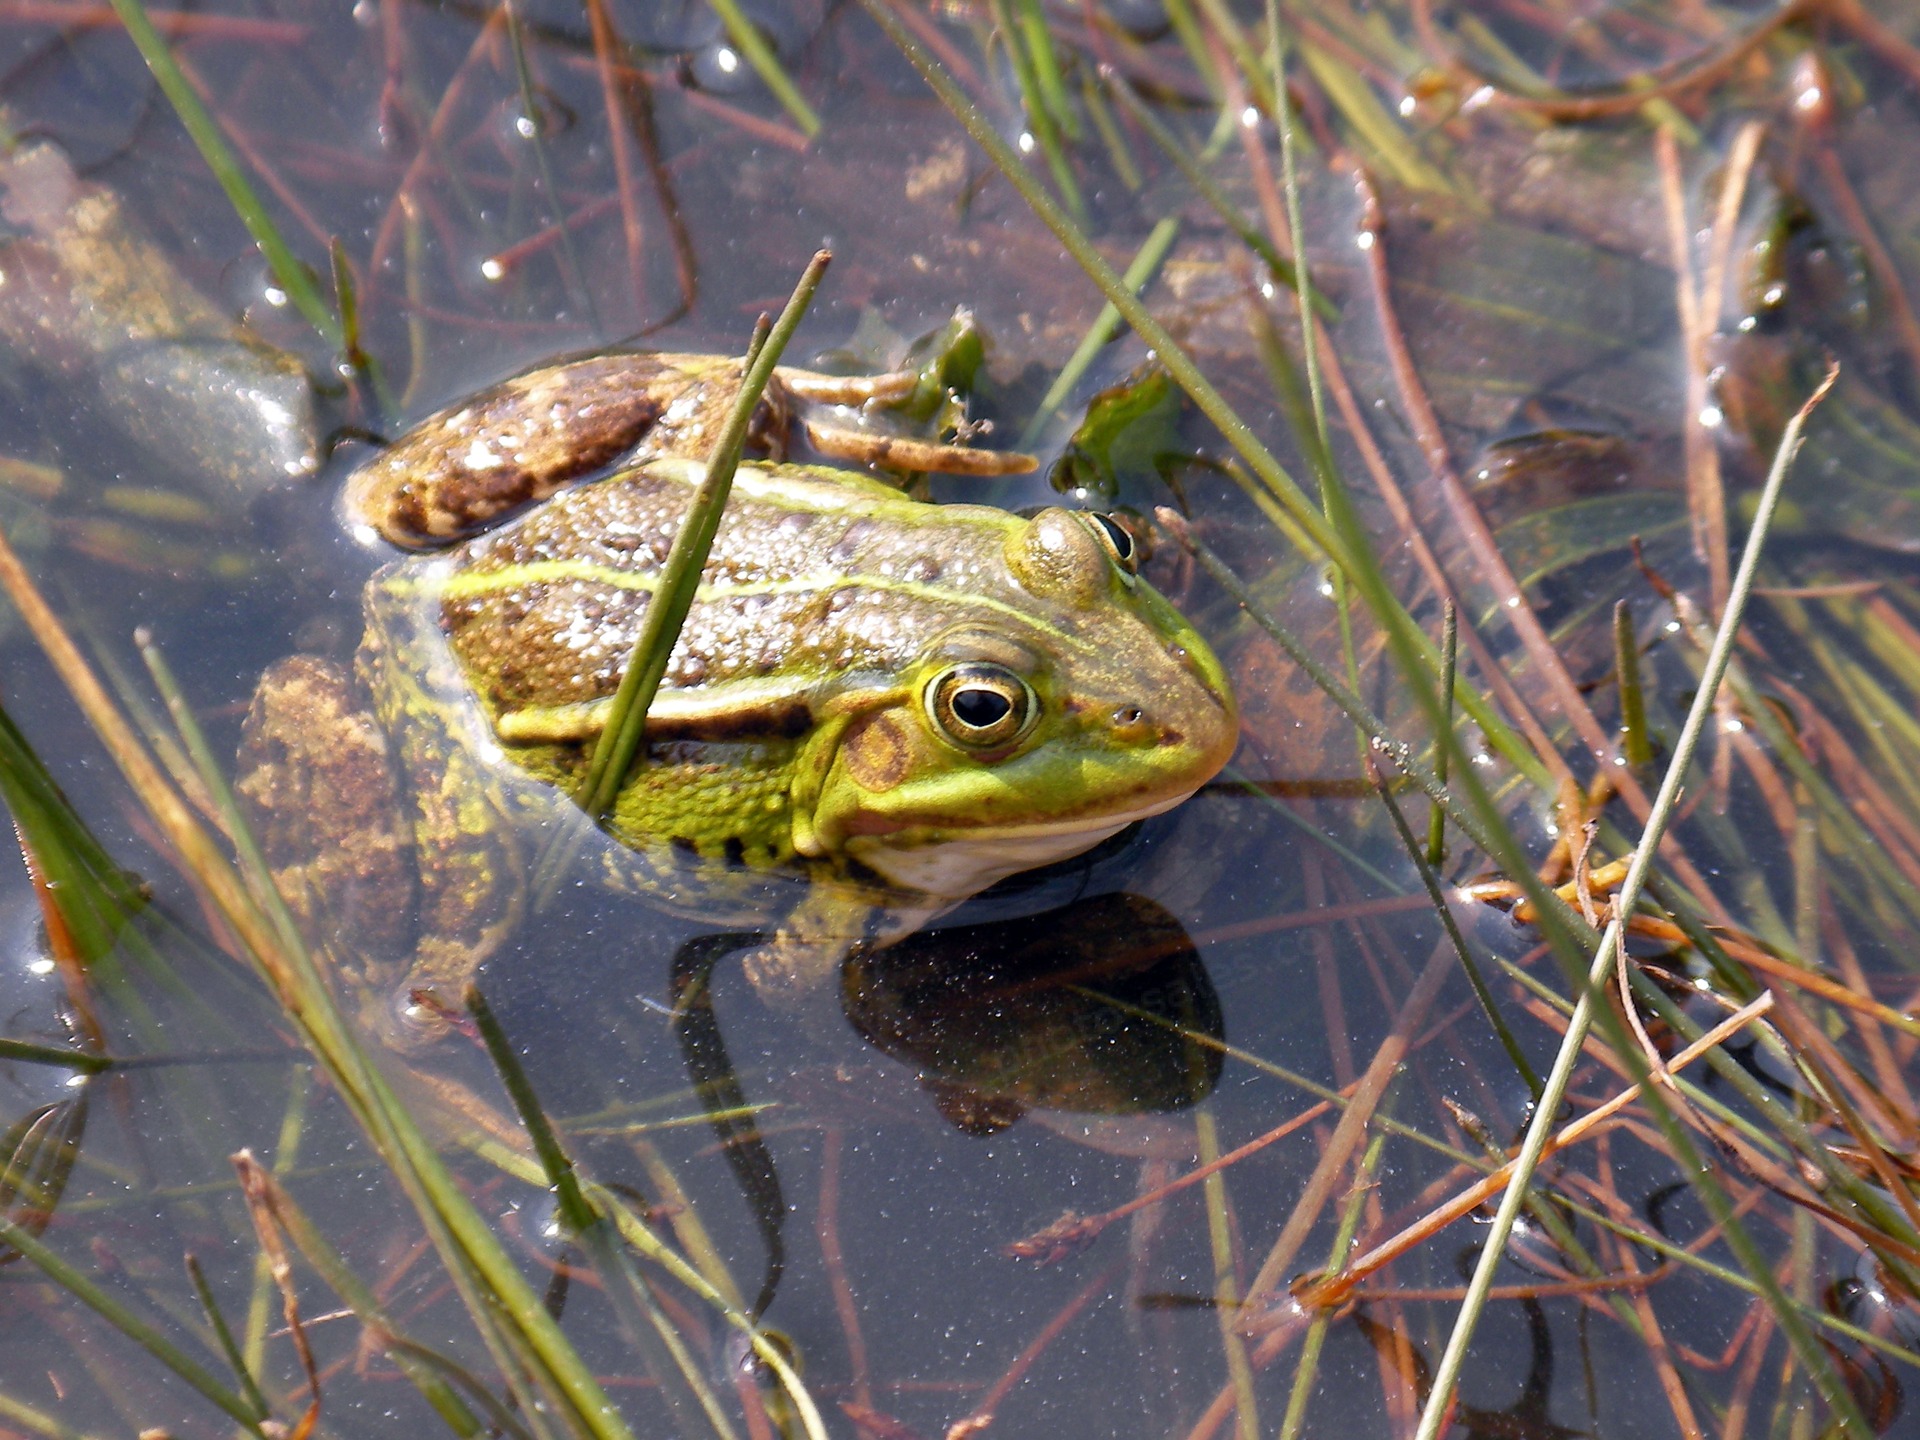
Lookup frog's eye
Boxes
[925,663,1038,751]
[1081,512,1140,584]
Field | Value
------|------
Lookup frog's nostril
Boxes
[1113,705,1145,729]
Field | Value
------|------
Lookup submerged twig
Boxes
[1302,992,1774,1309]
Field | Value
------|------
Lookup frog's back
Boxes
[436,457,1030,718]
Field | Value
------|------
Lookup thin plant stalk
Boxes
[1369,759,1542,1102]
[0,1039,109,1074]
[1196,1106,1259,1440]
[0,1390,92,1440]
[706,0,821,136]
[1269,17,1328,461]
[1161,0,1220,101]
[1410,365,1853,1440]
[466,985,742,1440]
[1427,602,1458,863]
[1079,69,1140,190]
[1103,70,1320,306]
[989,0,1087,223]
[1268,16,1369,742]
[1278,1132,1386,1440]
[1615,599,1653,771]
[184,1254,271,1424]
[1013,0,1081,141]
[105,0,342,348]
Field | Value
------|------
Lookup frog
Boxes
[235,347,1239,1050]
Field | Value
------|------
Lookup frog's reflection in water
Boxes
[669,890,1221,1317]
[843,891,1222,1134]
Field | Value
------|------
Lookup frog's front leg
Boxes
[736,887,882,1015]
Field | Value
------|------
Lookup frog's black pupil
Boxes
[952,688,1012,729]
[1092,513,1134,562]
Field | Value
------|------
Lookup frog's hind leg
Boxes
[774,364,1038,476]
[800,420,1039,477]
[235,655,420,984]
[668,930,788,1318]
[774,366,919,407]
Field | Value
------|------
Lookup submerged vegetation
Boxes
[5,1,1920,1436]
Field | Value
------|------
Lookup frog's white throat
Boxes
[846,790,1194,904]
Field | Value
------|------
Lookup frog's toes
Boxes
[374,984,469,1056]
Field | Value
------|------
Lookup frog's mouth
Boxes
[845,788,1195,901]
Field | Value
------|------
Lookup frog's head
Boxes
[792,508,1237,904]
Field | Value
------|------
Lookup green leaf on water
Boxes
[1048,364,1187,504]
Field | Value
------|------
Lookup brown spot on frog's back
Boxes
[349,352,678,547]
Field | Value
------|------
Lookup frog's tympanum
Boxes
[237,349,1238,1048]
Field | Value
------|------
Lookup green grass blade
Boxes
[1102,72,1328,315]
[0,1217,271,1433]
[1370,764,1542,1101]
[0,1388,102,1440]
[1615,599,1653,771]
[1018,216,1180,448]
[0,1040,110,1074]
[467,986,743,1440]
[706,0,821,136]
[1426,602,1457,863]
[1014,0,1080,140]
[183,1255,272,1423]
[581,249,830,816]
[104,0,342,349]
[989,0,1086,224]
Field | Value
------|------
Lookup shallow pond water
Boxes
[5,3,1920,1438]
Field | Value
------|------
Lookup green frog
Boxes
[236,349,1238,1048]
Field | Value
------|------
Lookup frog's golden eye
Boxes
[925,663,1038,751]
[1080,512,1140,584]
